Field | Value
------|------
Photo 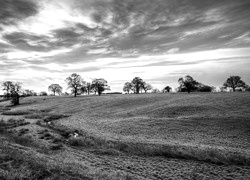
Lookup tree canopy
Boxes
[141,82,153,93]
[2,81,12,99]
[178,75,215,93]
[123,82,133,94]
[2,81,22,105]
[163,86,172,93]
[91,78,110,95]
[131,77,144,94]
[65,73,85,97]
[48,84,63,96]
[178,75,199,93]
[223,76,247,92]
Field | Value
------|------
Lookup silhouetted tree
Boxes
[163,86,172,93]
[152,88,160,93]
[123,82,133,94]
[141,82,153,93]
[65,73,85,97]
[223,76,247,92]
[91,78,110,96]
[178,75,199,93]
[48,84,63,96]
[23,89,35,96]
[219,86,226,92]
[131,77,144,94]
[40,91,48,96]
[197,84,215,92]
[79,85,87,95]
[86,82,92,95]
[2,82,22,105]
[10,82,22,105]
[2,81,12,99]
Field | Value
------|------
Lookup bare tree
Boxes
[141,82,153,93]
[152,88,160,93]
[2,81,22,105]
[48,84,63,96]
[86,82,92,95]
[223,76,247,92]
[65,73,84,97]
[2,81,12,99]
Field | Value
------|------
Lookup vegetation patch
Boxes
[0,141,135,180]
[50,143,64,150]
[0,118,30,129]
[2,110,30,116]
[24,113,44,119]
[64,128,250,166]
[43,114,69,122]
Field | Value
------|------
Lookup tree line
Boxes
[1,74,249,106]
[123,75,249,94]
[1,73,110,105]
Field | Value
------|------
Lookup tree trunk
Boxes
[16,94,19,105]
[74,89,77,97]
[136,87,139,94]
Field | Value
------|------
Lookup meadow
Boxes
[0,92,250,179]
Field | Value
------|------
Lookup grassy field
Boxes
[0,92,250,179]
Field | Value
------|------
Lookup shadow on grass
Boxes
[48,125,250,166]
[0,139,136,180]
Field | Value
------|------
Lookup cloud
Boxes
[0,0,39,26]
[3,32,50,51]
[1,0,250,93]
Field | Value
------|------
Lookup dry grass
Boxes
[0,138,136,180]
[0,118,30,129]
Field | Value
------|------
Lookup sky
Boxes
[1,0,250,94]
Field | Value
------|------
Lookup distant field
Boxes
[6,92,248,149]
[1,92,250,179]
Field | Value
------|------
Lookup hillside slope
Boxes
[1,92,250,179]
[7,92,248,150]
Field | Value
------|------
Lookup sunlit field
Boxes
[1,92,250,179]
